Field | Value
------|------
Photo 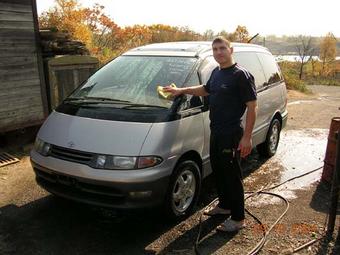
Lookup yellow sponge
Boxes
[157,83,176,100]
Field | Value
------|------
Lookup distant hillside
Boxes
[251,36,340,56]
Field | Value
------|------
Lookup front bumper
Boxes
[30,151,173,209]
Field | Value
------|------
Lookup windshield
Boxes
[69,55,197,108]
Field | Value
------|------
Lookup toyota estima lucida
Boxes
[30,41,287,218]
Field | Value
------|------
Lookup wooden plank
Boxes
[0,83,41,94]
[0,118,44,129]
[0,87,42,97]
[0,111,44,121]
[0,105,44,116]
[0,92,42,104]
[0,108,44,121]
[0,71,39,82]
[0,78,40,89]
[0,20,34,30]
[0,86,41,98]
[0,28,35,39]
[0,119,44,133]
[0,112,45,130]
[0,56,37,66]
[0,37,35,44]
[0,119,44,131]
[0,66,39,78]
[0,0,32,6]
[0,96,42,109]
[0,49,38,57]
[0,112,44,125]
[31,0,49,117]
[0,61,37,71]
[0,42,36,48]
[0,1,32,11]
[0,98,43,112]
[0,62,37,72]
[0,45,37,53]
[51,64,100,71]
[0,11,33,22]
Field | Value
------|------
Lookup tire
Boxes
[257,118,281,157]
[164,160,201,219]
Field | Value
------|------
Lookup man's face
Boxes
[212,41,233,65]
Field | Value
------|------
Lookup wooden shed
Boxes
[0,0,48,133]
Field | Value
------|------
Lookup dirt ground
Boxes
[0,85,340,255]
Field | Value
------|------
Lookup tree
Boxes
[217,30,235,41]
[232,25,250,43]
[295,35,314,79]
[39,0,93,47]
[319,32,337,75]
[202,29,215,40]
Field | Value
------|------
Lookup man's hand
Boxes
[162,86,184,96]
[237,135,252,158]
[238,100,257,158]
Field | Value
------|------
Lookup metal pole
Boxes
[327,131,340,235]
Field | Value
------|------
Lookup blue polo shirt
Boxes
[203,63,257,134]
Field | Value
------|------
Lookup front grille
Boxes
[34,168,126,206]
[49,145,94,164]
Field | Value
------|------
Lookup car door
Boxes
[198,56,218,177]
[233,51,268,145]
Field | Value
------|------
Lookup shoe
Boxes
[203,206,231,216]
[216,218,245,232]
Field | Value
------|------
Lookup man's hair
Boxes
[212,36,231,48]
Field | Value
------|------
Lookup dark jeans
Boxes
[209,128,245,221]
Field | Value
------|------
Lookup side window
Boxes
[198,57,218,110]
[256,53,283,85]
[179,71,203,111]
[233,52,266,89]
[198,56,218,84]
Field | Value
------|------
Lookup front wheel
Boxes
[164,160,201,219]
[257,118,281,157]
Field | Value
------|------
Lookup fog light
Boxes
[129,191,152,198]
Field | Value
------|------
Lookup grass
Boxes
[278,61,340,93]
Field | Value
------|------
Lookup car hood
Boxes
[37,111,153,156]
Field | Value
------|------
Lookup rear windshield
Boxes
[70,55,197,108]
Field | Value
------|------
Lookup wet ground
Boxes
[245,128,328,206]
[1,85,340,254]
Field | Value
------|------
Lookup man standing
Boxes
[163,36,257,232]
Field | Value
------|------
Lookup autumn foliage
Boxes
[39,0,250,63]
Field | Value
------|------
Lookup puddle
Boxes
[247,128,328,206]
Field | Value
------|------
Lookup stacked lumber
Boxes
[39,30,89,57]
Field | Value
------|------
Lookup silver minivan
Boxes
[30,42,287,218]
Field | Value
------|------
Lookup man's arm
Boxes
[163,85,209,97]
[238,100,257,158]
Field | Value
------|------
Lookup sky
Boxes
[37,0,340,37]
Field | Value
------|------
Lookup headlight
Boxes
[34,138,44,152]
[113,156,137,169]
[92,155,162,170]
[34,138,50,156]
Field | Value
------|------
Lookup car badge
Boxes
[67,141,75,148]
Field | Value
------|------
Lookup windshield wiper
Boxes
[64,97,132,104]
[84,96,131,103]
[123,104,168,109]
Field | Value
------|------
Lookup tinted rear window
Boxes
[233,52,266,89]
[256,53,283,85]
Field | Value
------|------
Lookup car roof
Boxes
[123,41,270,57]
